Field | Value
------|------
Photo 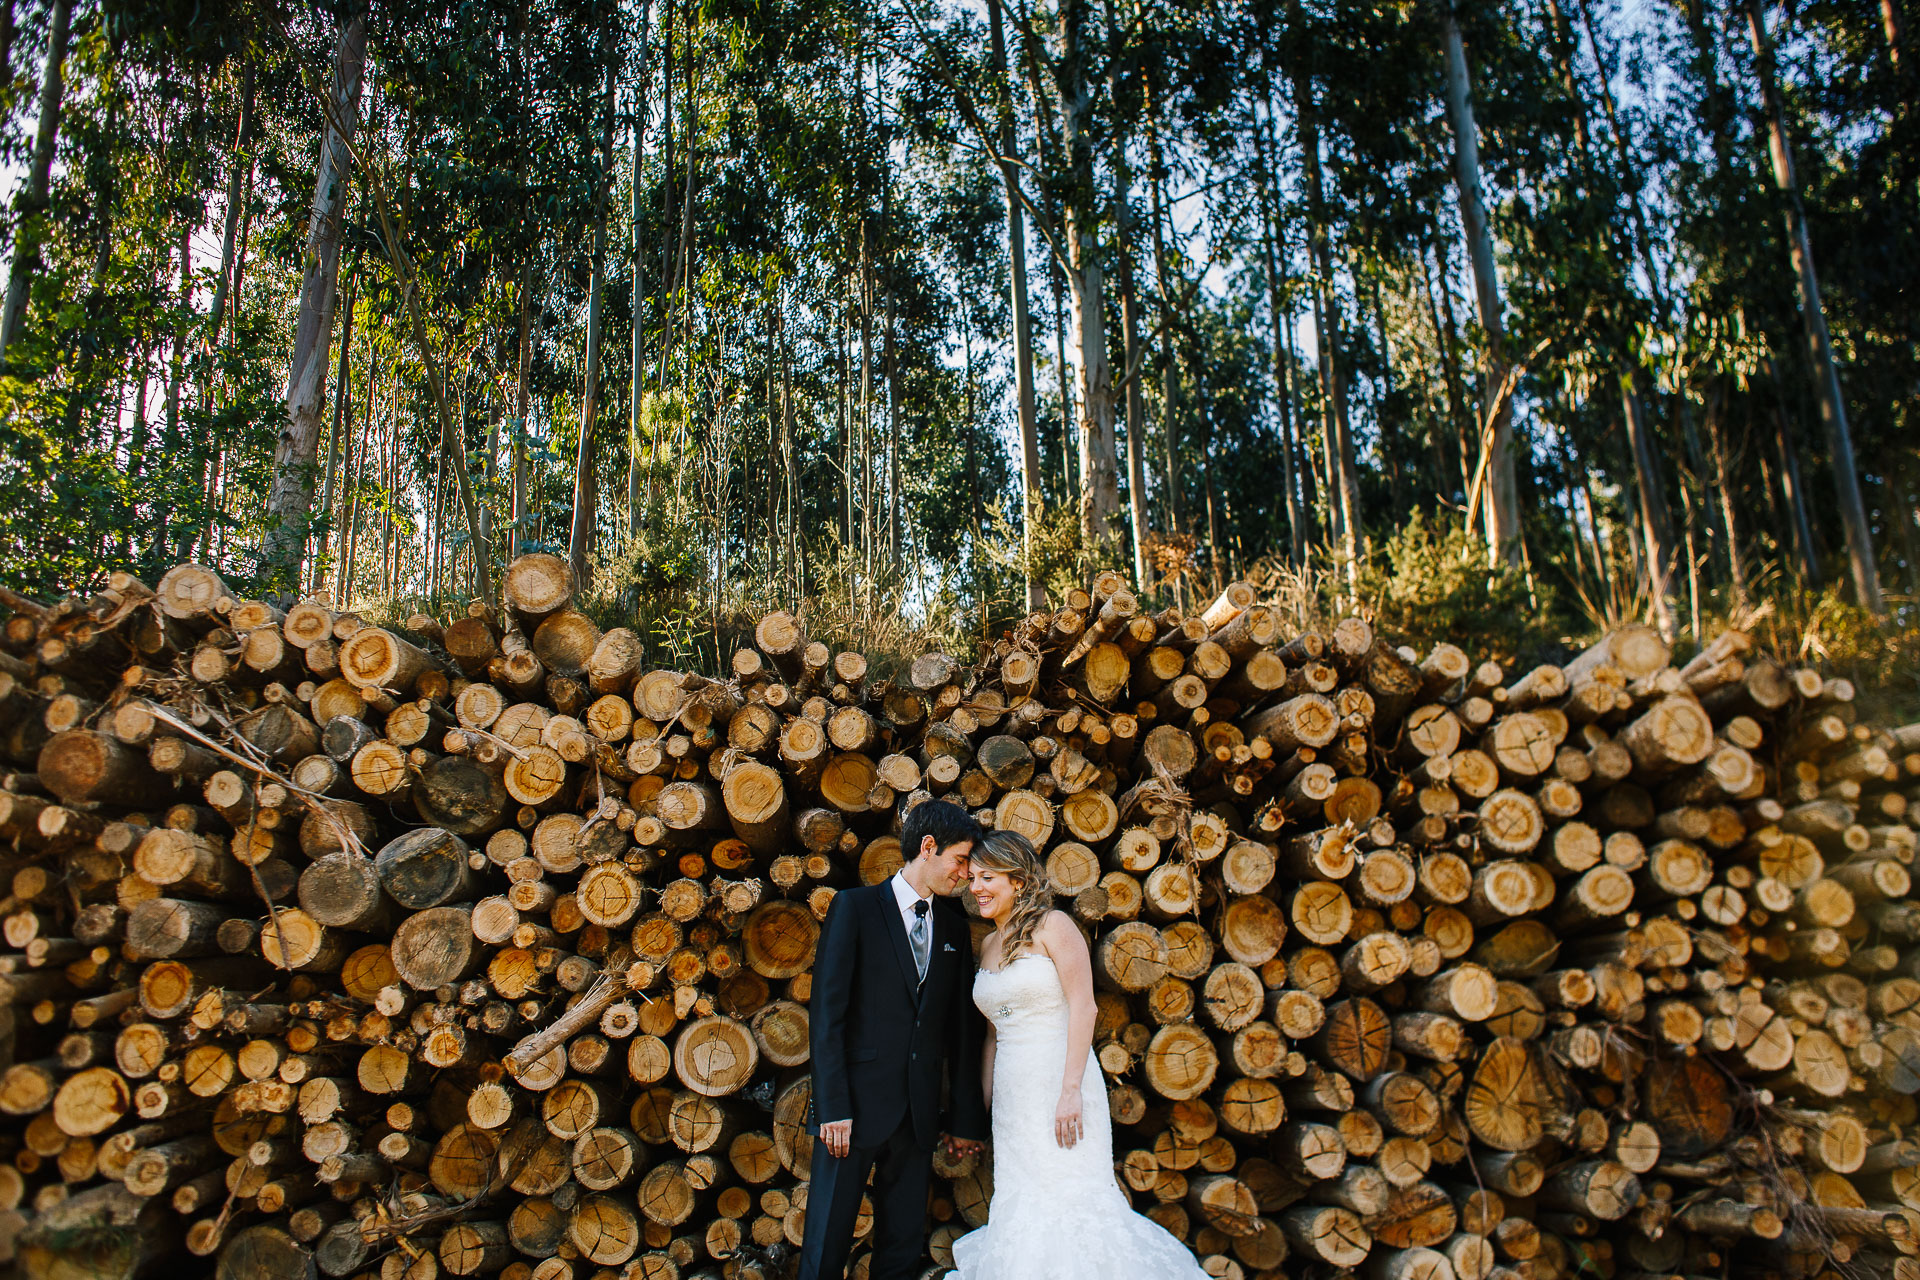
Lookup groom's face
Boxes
[922,838,974,896]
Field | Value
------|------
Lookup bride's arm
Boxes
[1039,911,1097,1147]
[981,1021,997,1109]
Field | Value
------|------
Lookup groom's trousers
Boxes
[796,1113,932,1280]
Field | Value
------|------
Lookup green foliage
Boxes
[1353,509,1553,664]
[0,0,1910,725]
[585,522,714,668]
[976,498,1102,611]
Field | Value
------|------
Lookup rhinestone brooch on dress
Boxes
[996,1005,1012,1017]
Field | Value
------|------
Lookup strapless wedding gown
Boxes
[946,953,1210,1280]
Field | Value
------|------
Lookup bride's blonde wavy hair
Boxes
[972,830,1053,960]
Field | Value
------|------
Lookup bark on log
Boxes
[2,579,1914,1280]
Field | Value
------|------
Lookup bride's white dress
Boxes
[946,953,1210,1280]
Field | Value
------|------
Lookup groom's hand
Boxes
[941,1134,985,1160]
[819,1119,852,1158]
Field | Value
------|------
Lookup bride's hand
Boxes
[1054,1086,1084,1149]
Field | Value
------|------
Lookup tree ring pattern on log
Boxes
[9,571,1919,1280]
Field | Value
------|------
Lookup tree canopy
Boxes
[0,0,1911,668]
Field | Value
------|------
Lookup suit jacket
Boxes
[807,880,987,1149]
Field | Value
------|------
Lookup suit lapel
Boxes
[877,881,920,998]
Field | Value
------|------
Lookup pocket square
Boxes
[943,943,957,952]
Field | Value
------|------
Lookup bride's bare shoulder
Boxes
[1037,910,1087,952]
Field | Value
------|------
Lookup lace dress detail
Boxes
[945,954,1209,1280]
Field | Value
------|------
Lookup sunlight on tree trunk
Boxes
[1112,125,1150,594]
[1295,67,1358,584]
[571,52,618,592]
[262,10,365,590]
[1622,380,1679,640]
[1746,0,1883,615]
[1252,89,1304,565]
[986,0,1043,608]
[0,0,72,366]
[628,1,651,540]
[202,66,254,359]
[1441,3,1521,568]
[1057,0,1120,551]
[512,268,531,559]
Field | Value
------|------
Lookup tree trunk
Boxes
[986,0,1043,608]
[228,161,256,333]
[1145,105,1181,537]
[1764,356,1821,584]
[261,11,366,588]
[1441,3,1521,566]
[1574,0,1714,518]
[1702,378,1747,605]
[664,25,699,382]
[876,58,902,573]
[1198,367,1223,589]
[1051,254,1073,512]
[1111,123,1150,593]
[1421,235,1471,501]
[658,0,674,384]
[480,362,499,571]
[570,51,618,592]
[512,267,531,557]
[629,0,651,538]
[128,342,151,551]
[1622,381,1679,641]
[387,414,400,596]
[780,299,798,593]
[59,92,125,446]
[964,324,984,595]
[838,305,851,545]
[1550,0,1692,629]
[203,65,254,358]
[859,224,874,573]
[1252,89,1304,563]
[168,219,194,558]
[319,272,356,594]
[1745,0,1883,614]
[0,0,72,366]
[339,348,375,603]
[366,170,493,601]
[1290,30,1360,577]
[1055,0,1120,549]
[1063,221,1118,549]
[886,281,903,569]
[429,410,449,600]
[200,449,219,564]
[332,324,362,603]
[0,0,14,115]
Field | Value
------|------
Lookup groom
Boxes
[800,798,989,1280]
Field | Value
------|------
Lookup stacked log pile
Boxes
[0,555,1914,1280]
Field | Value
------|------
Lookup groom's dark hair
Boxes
[901,799,982,859]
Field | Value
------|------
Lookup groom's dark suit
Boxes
[799,877,987,1280]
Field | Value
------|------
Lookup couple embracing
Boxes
[798,799,1208,1280]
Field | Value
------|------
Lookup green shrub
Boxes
[1354,510,1552,664]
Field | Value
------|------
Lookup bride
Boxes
[945,829,1210,1280]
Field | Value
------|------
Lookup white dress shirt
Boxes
[890,870,933,932]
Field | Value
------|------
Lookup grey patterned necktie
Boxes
[910,899,931,983]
